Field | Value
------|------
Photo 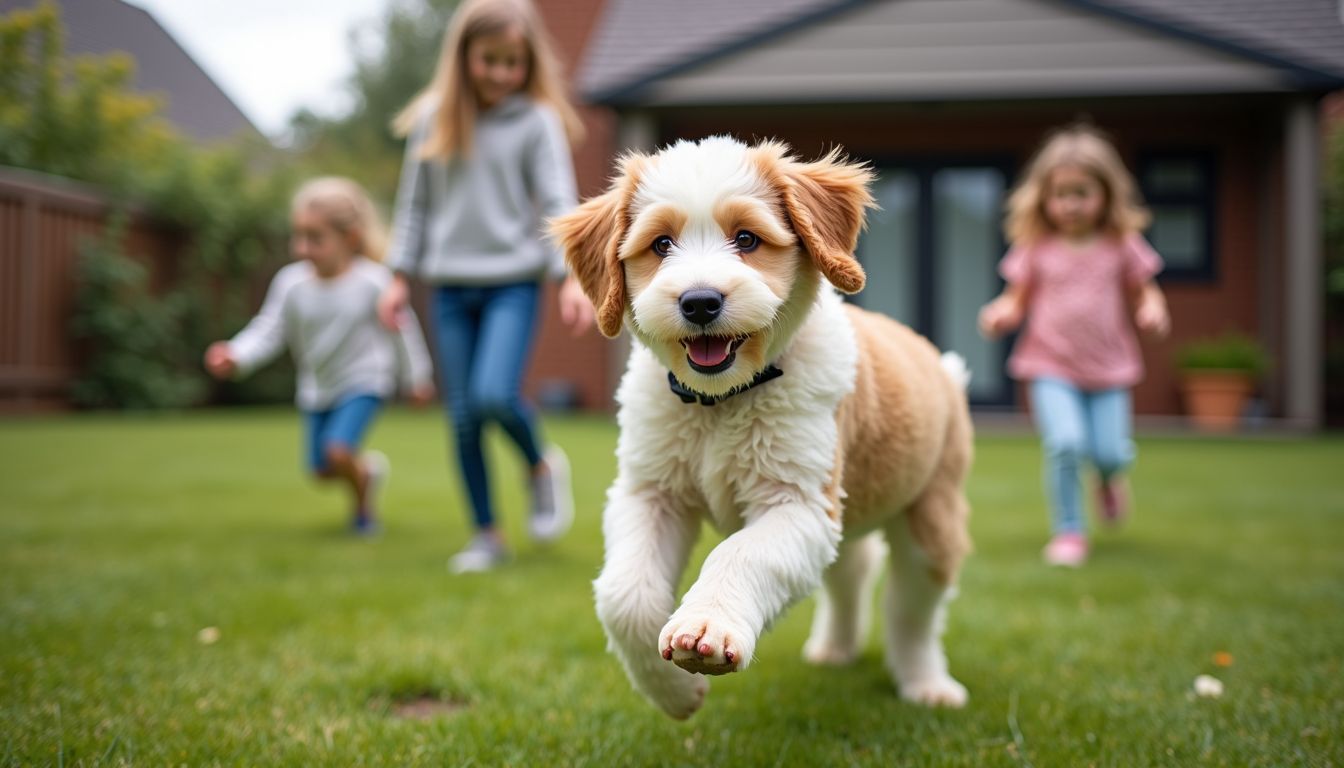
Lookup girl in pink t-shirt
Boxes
[979,125,1170,567]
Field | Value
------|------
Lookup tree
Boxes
[287,0,459,204]
[0,0,178,186]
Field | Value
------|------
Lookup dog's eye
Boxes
[733,230,760,253]
[652,236,674,257]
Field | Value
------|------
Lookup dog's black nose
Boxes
[679,289,723,327]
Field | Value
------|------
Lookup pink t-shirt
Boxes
[1000,233,1163,390]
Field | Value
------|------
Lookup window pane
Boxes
[933,168,1006,403]
[1148,205,1204,271]
[1144,160,1204,196]
[856,171,918,327]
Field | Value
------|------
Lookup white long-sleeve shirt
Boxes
[228,258,434,411]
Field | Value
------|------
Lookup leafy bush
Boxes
[1176,333,1271,376]
[68,219,204,409]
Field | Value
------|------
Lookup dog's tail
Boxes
[940,351,971,391]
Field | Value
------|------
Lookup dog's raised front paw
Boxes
[659,612,754,676]
[899,675,969,708]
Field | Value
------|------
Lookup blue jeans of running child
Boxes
[431,282,544,530]
[304,393,383,474]
[1028,377,1135,535]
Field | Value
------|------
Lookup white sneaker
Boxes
[528,446,573,542]
[449,533,508,574]
[353,450,389,535]
[364,450,389,504]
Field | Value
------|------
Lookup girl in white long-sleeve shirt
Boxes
[205,177,435,534]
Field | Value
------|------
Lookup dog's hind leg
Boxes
[881,485,970,708]
[593,485,707,719]
[802,531,886,665]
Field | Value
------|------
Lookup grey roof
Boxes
[1074,0,1344,83]
[0,0,265,143]
[580,0,853,101]
[580,0,1344,103]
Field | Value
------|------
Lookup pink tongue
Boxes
[687,336,733,367]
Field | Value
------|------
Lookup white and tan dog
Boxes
[550,136,973,719]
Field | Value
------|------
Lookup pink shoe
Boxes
[1042,533,1089,567]
[1097,478,1129,526]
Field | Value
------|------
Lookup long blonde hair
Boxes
[291,176,388,262]
[392,0,584,159]
[1004,124,1150,245]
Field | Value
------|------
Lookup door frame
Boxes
[859,153,1018,407]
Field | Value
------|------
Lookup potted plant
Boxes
[1176,332,1271,432]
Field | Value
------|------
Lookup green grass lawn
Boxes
[2,409,1341,766]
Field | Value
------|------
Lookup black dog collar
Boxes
[668,365,783,406]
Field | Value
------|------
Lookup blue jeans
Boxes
[431,282,544,530]
[1028,377,1135,534]
[304,393,383,474]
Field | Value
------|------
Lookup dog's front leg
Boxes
[592,483,706,719]
[661,500,842,675]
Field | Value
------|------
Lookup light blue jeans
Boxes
[432,282,544,531]
[1028,377,1135,534]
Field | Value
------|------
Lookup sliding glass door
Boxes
[855,161,1012,406]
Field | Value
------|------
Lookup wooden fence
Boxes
[0,165,619,413]
[0,166,180,411]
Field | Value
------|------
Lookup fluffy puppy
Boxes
[550,136,973,719]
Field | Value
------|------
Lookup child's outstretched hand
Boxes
[204,342,236,379]
[558,275,595,336]
[1134,293,1170,338]
[408,381,436,408]
[978,296,1023,340]
[378,275,410,331]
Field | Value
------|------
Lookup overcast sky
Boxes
[125,0,391,137]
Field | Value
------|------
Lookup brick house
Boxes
[531,0,1344,428]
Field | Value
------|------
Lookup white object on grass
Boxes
[1193,674,1224,698]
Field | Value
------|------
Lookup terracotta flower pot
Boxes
[1180,370,1254,432]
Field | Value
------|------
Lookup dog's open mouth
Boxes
[682,334,749,374]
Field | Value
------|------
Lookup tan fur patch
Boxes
[747,143,875,294]
[835,305,973,583]
[740,243,800,304]
[712,197,796,250]
[548,152,651,337]
[621,204,689,262]
[622,252,661,299]
[825,420,847,523]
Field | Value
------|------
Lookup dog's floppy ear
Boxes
[754,143,875,294]
[549,153,648,338]
[550,188,626,337]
